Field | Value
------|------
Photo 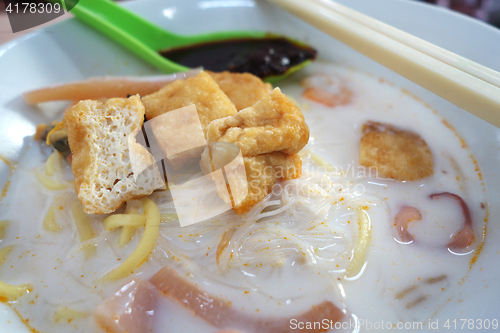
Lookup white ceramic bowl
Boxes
[0,0,499,332]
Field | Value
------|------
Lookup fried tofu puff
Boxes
[64,95,164,214]
[142,71,237,134]
[207,88,310,156]
[207,71,273,110]
[359,121,434,181]
[144,72,308,215]
[234,153,302,215]
[203,87,308,214]
[199,144,302,215]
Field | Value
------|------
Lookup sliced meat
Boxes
[94,279,157,333]
[150,265,343,333]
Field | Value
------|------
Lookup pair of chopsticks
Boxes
[267,0,500,128]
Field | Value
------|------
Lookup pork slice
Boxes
[94,279,157,333]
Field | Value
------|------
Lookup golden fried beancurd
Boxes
[142,71,237,134]
[63,95,164,214]
[234,153,302,215]
[359,121,434,181]
[207,71,273,110]
[207,87,310,156]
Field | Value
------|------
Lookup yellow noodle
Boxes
[43,202,63,232]
[53,306,89,323]
[1,181,10,200]
[0,280,32,300]
[0,155,16,173]
[216,227,237,266]
[117,226,136,247]
[0,245,32,300]
[45,151,61,177]
[0,245,13,264]
[160,213,178,223]
[45,122,65,145]
[102,198,160,281]
[117,202,141,247]
[309,152,336,172]
[0,220,8,240]
[345,208,371,279]
[36,172,67,190]
[71,201,96,259]
[103,214,146,230]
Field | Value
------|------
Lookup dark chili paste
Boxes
[159,37,317,79]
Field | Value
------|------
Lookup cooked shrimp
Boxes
[429,192,475,250]
[394,206,422,243]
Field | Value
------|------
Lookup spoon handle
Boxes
[63,0,188,73]
[67,0,185,50]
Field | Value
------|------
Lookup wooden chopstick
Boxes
[267,0,500,128]
[313,0,500,89]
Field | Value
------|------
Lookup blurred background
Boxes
[417,0,500,27]
[1,0,500,45]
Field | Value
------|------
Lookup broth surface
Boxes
[0,63,487,332]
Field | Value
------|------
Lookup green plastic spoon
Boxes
[63,0,315,82]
